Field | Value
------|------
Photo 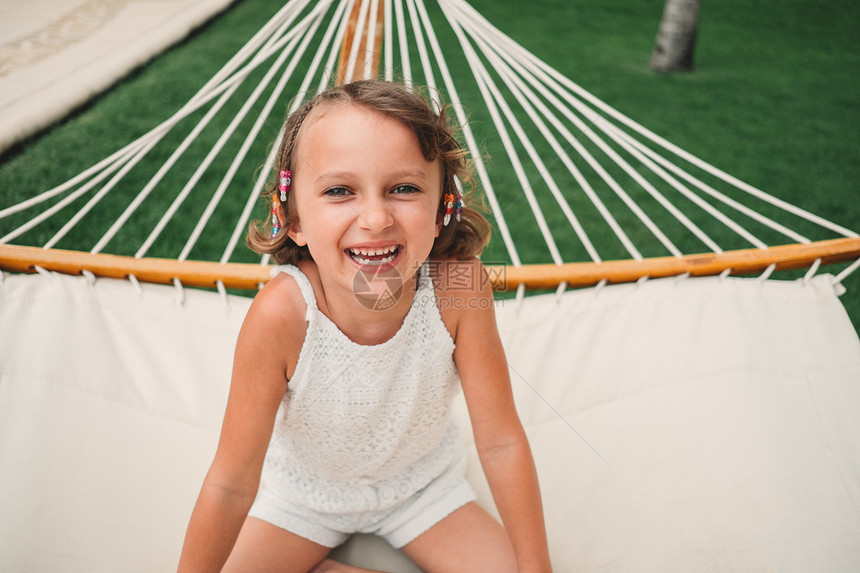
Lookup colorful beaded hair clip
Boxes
[271,169,291,238]
[278,169,291,201]
[443,191,462,226]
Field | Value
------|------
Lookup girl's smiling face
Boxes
[287,102,443,298]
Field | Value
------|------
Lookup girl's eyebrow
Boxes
[314,171,354,184]
[390,168,429,179]
[314,168,429,184]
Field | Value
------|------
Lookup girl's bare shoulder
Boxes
[238,268,309,375]
[252,270,307,323]
[429,257,496,339]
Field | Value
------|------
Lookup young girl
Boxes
[178,80,552,573]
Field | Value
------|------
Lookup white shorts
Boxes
[248,455,476,548]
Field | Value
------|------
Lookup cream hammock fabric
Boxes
[2,271,859,572]
[1,0,859,571]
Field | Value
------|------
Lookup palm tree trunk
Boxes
[650,0,701,72]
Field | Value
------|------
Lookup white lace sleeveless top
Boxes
[256,264,464,514]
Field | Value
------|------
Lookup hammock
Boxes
[1,1,859,570]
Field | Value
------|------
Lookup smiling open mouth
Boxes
[347,245,400,266]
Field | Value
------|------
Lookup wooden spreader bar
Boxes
[2,238,858,292]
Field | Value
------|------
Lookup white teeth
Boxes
[348,245,398,265]
[349,245,397,257]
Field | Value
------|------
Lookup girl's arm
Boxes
[450,260,553,573]
[177,279,302,572]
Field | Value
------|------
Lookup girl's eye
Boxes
[392,184,419,194]
[323,187,351,197]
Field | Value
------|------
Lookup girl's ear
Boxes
[274,202,287,230]
[287,220,306,246]
[435,211,443,237]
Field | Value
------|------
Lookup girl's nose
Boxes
[357,196,394,232]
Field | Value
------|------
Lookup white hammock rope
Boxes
[602,123,805,247]
[105,1,323,258]
[0,2,296,224]
[483,55,644,261]
[393,0,411,84]
[453,17,565,266]
[342,0,371,84]
[0,0,857,291]
[232,0,355,267]
[47,138,163,251]
[488,58,602,264]
[451,7,663,261]
[479,45,614,264]
[179,0,327,263]
[156,0,329,262]
[457,9,699,260]
[95,82,236,256]
[1,0,316,246]
[363,0,381,81]
[455,0,858,243]
[383,0,393,82]
[428,0,521,267]
[406,0,437,93]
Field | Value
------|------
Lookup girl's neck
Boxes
[305,262,420,346]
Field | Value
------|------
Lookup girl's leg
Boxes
[222,517,330,573]
[400,502,517,573]
[224,518,388,573]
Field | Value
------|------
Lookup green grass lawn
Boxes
[1,0,858,329]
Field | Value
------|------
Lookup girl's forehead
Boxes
[294,103,436,170]
[302,102,401,136]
